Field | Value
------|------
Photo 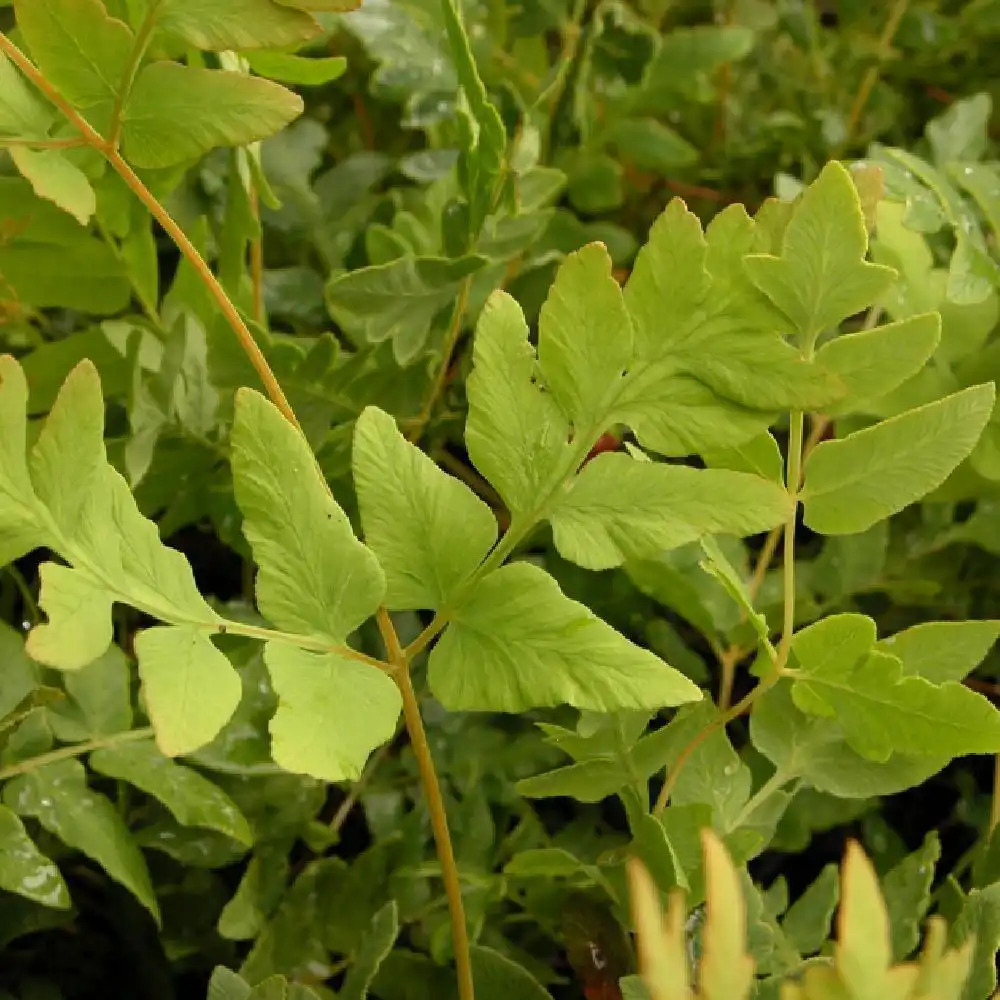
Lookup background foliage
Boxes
[2,0,1000,998]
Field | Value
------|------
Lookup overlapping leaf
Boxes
[427,561,701,713]
[353,406,497,609]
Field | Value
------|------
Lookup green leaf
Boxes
[275,0,360,10]
[326,255,487,364]
[617,201,842,454]
[89,741,252,845]
[150,0,320,51]
[816,313,941,415]
[440,0,506,237]
[428,561,702,713]
[702,432,784,484]
[14,0,132,114]
[781,864,838,956]
[47,642,132,741]
[246,52,347,86]
[121,64,303,169]
[0,804,70,909]
[0,357,43,564]
[952,883,1000,1000]
[8,148,95,226]
[338,901,400,1000]
[610,117,698,171]
[516,758,634,803]
[25,564,113,670]
[352,406,496,609]
[0,50,54,136]
[883,831,940,961]
[698,537,770,651]
[26,360,216,628]
[802,384,996,534]
[232,388,385,642]
[465,291,571,515]
[537,243,632,427]
[927,93,992,165]
[751,681,948,799]
[549,453,790,570]
[207,968,252,1000]
[876,621,1000,684]
[262,644,401,782]
[745,162,896,339]
[135,625,241,757]
[791,621,1000,760]
[3,760,159,922]
[470,946,553,1000]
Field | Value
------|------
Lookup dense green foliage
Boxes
[2,1,1000,998]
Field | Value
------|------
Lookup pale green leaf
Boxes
[0,357,44,564]
[3,760,159,922]
[549,449,791,571]
[263,644,401,782]
[816,313,941,415]
[876,621,1000,684]
[801,384,996,534]
[9,148,95,225]
[470,946,553,1000]
[836,842,895,997]
[246,52,347,86]
[745,162,896,338]
[0,51,54,136]
[326,255,487,363]
[275,0,359,9]
[793,642,1000,761]
[627,860,691,1000]
[620,201,844,420]
[700,832,754,1000]
[751,681,949,799]
[232,388,385,642]
[0,804,69,909]
[122,63,303,169]
[29,359,107,543]
[135,625,241,757]
[702,432,784,484]
[339,901,400,1000]
[883,831,939,961]
[150,0,320,50]
[26,563,113,670]
[90,741,252,845]
[428,562,702,713]
[27,361,216,626]
[950,163,1000,239]
[537,243,632,426]
[13,0,132,113]
[465,291,571,515]
[353,406,496,609]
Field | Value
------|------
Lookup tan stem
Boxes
[377,610,474,1000]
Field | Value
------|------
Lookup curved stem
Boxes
[377,610,474,1000]
[0,727,154,782]
[0,31,302,435]
[653,676,780,815]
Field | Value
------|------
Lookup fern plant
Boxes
[2,1,1000,998]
